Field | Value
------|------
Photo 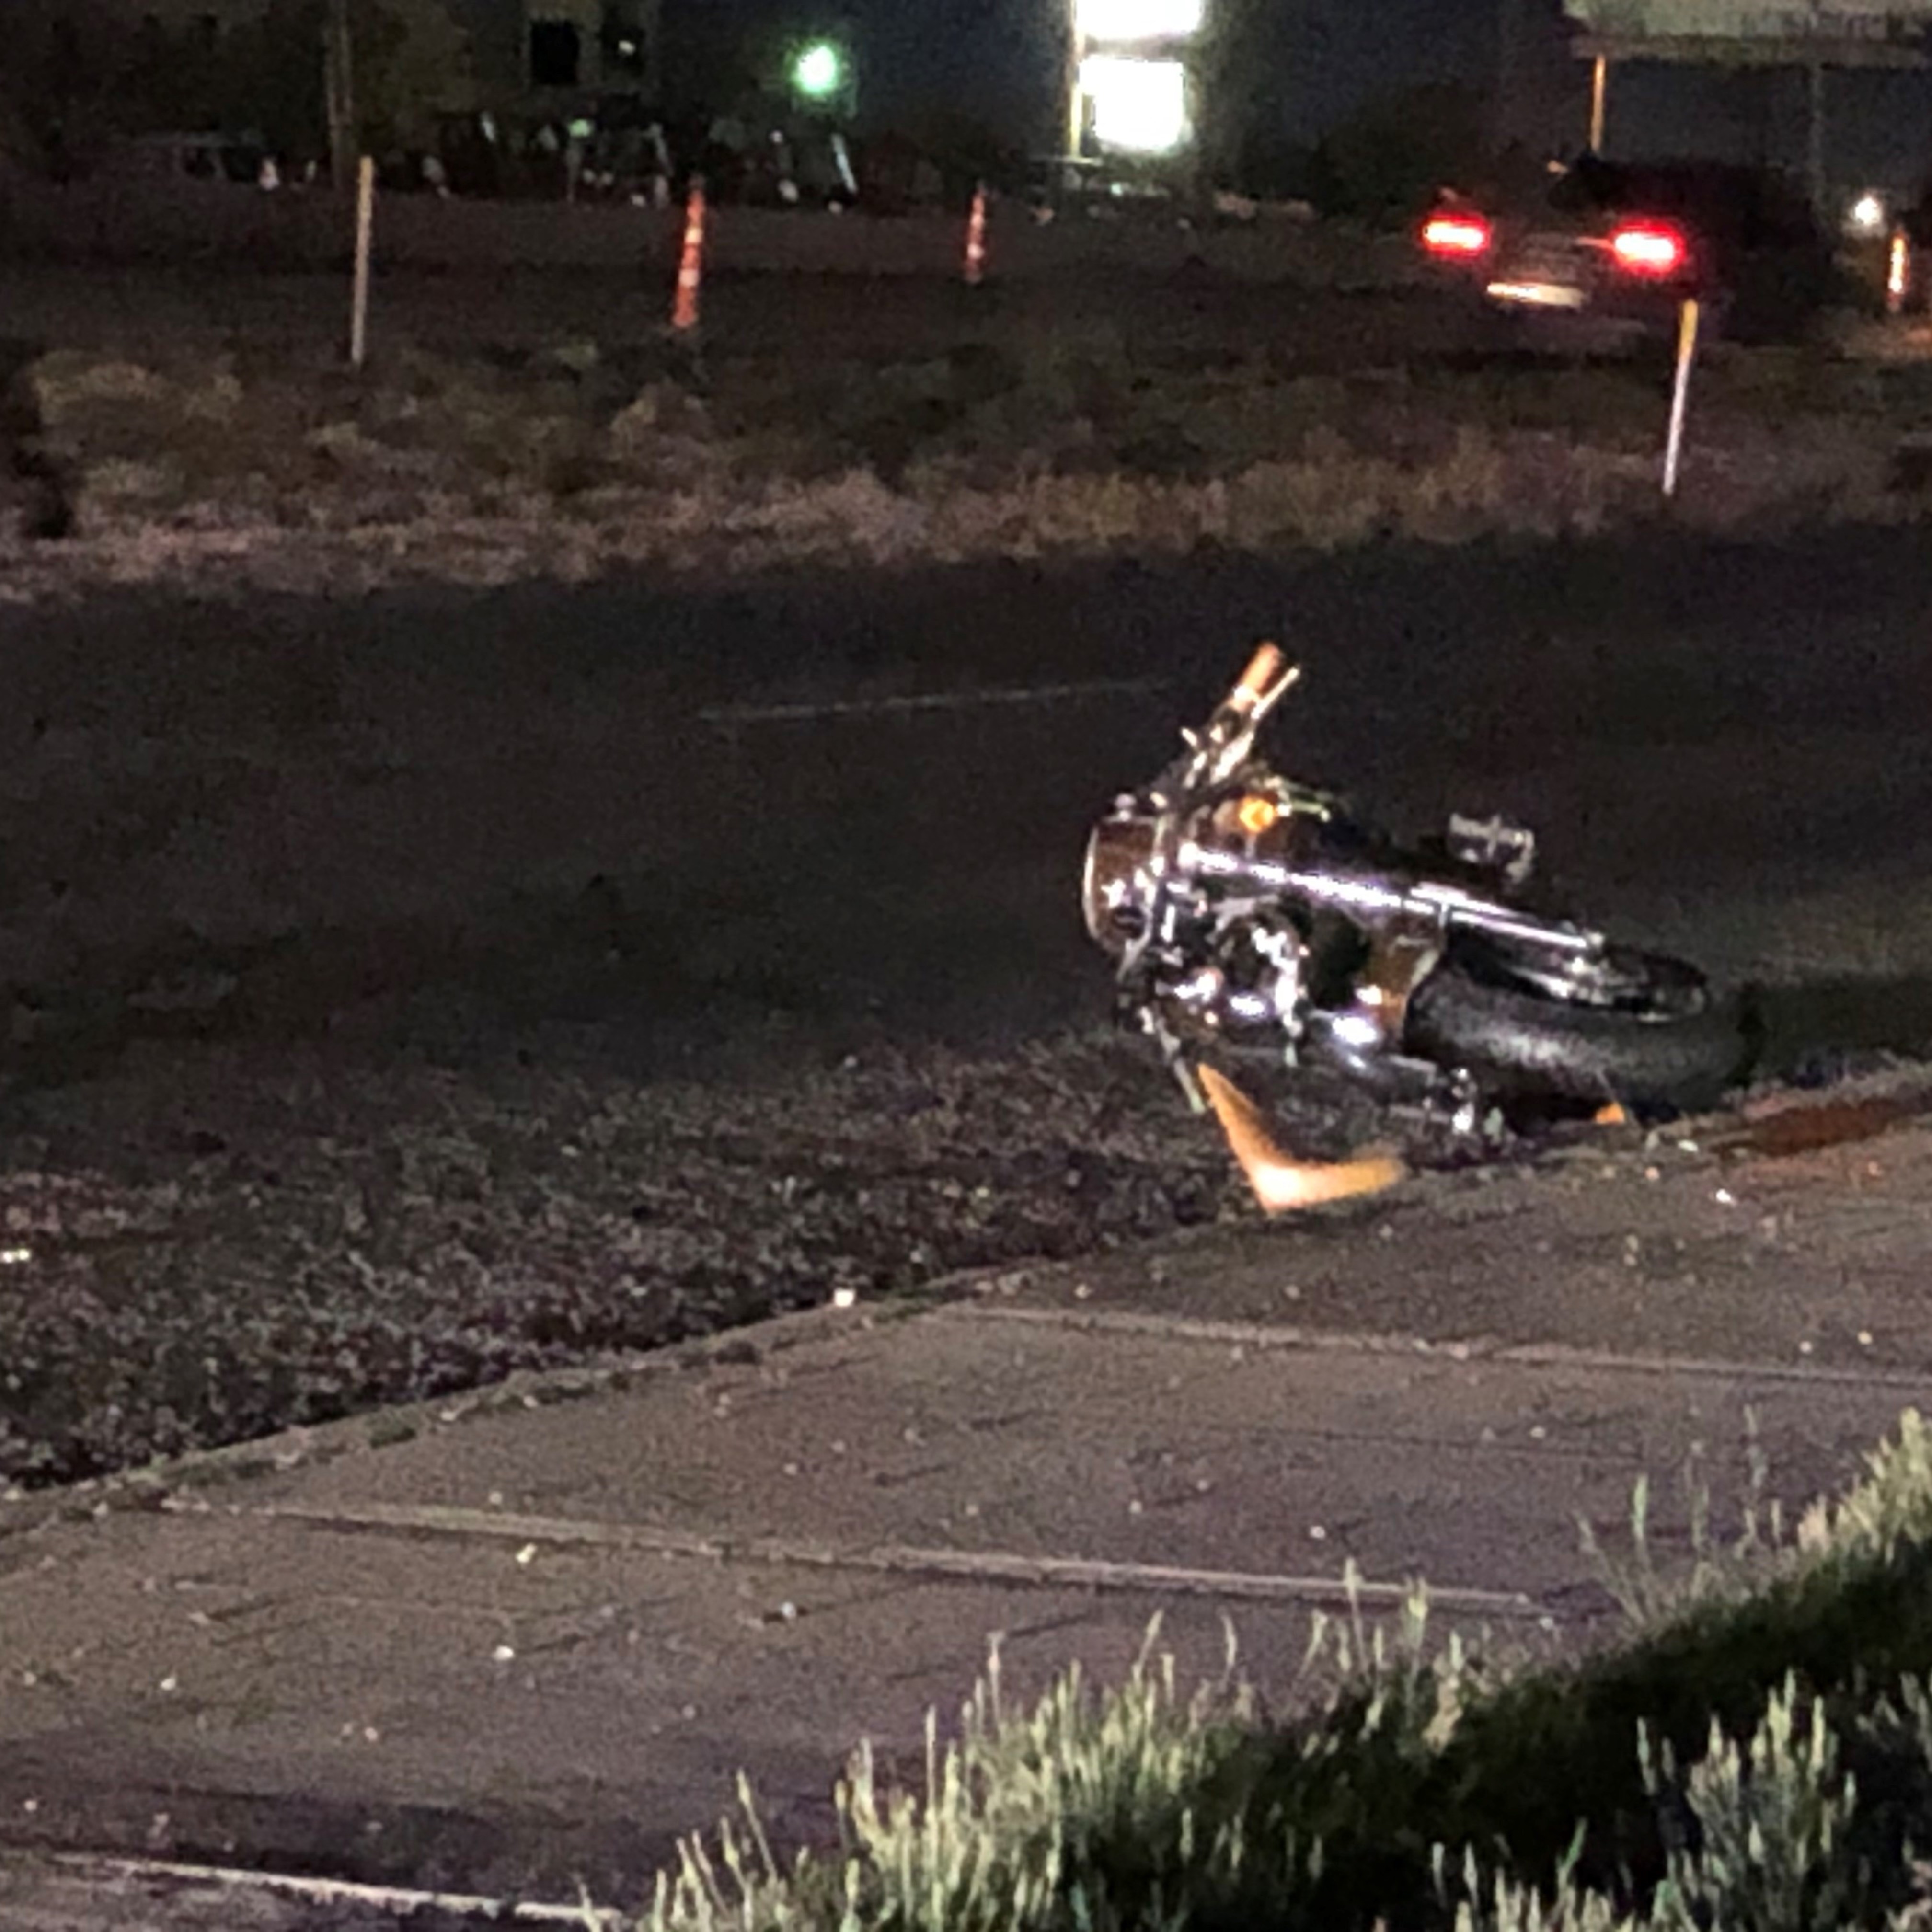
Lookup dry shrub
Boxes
[28,354,172,415]
[17,337,1932,594]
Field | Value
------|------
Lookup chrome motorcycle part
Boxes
[1081,812,1158,954]
[1446,812,1538,888]
[1080,650,1760,1127]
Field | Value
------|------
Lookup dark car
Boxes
[1419,155,1841,347]
[110,131,275,188]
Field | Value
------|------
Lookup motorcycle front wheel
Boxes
[1403,941,1760,1114]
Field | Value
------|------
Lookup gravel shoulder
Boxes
[0,1028,1253,1489]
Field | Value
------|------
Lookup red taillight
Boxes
[1608,223,1686,276]
[1422,214,1492,257]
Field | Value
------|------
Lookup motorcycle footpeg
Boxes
[1417,1069,1496,1145]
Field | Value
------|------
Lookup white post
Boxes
[1662,297,1700,498]
[350,154,375,370]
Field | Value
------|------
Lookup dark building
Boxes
[450,0,662,102]
[122,0,661,108]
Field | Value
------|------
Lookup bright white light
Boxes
[1081,55,1190,153]
[1851,190,1886,233]
[1077,0,1204,41]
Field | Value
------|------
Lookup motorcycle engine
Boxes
[1084,799,1311,1052]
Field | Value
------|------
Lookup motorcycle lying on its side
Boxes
[1081,645,1760,1149]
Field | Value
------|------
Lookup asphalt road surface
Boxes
[7,526,1932,1091]
[2,253,1469,372]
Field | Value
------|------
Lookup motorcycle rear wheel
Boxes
[1403,942,1759,1113]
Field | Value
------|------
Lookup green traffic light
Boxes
[793,41,843,99]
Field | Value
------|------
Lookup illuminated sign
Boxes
[1081,54,1190,150]
[1076,0,1205,40]
[1070,0,1203,157]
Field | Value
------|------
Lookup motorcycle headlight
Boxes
[1081,813,1159,954]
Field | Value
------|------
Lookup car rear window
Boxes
[1549,158,1819,248]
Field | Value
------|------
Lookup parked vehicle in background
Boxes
[111,131,275,189]
[1419,155,1842,347]
[1021,155,1176,224]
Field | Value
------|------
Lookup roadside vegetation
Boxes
[7,325,1932,597]
[645,1409,1932,1932]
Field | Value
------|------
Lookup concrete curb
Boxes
[0,1288,946,1545]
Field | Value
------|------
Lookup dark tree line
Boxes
[1,0,475,172]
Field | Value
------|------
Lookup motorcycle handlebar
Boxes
[1155,646,1299,809]
[1203,643,1296,767]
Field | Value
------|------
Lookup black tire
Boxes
[1404,942,1758,1112]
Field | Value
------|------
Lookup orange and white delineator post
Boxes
[671,178,707,333]
[1662,297,1700,499]
[964,182,989,287]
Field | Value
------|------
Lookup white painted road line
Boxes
[699,675,1173,727]
[254,1498,1546,1620]
[956,1302,1932,1393]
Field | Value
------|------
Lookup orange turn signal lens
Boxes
[1237,794,1279,836]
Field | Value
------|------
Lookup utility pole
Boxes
[325,0,356,194]
[1065,0,1083,158]
[1495,0,1523,150]
[1806,58,1828,218]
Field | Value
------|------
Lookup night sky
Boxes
[667,0,1932,188]
[851,0,1518,133]
[668,0,1538,141]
